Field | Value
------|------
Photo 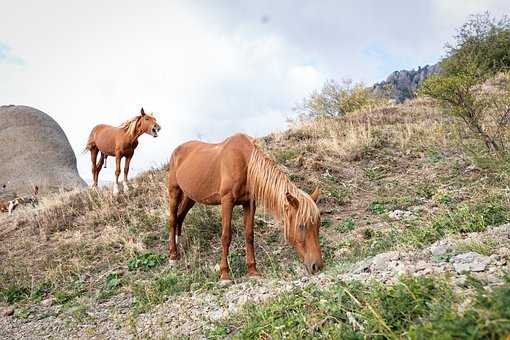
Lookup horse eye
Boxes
[299,224,305,230]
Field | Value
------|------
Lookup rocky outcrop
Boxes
[373,63,440,103]
[0,105,85,194]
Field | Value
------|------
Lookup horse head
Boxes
[283,187,324,274]
[139,107,161,138]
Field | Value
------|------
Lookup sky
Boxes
[0,0,508,182]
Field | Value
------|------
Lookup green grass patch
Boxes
[274,149,299,164]
[127,252,167,271]
[210,275,510,339]
[132,271,196,312]
[368,201,386,215]
[97,272,124,301]
[337,217,356,233]
[0,284,30,304]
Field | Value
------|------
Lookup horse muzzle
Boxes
[151,124,161,137]
[305,260,324,274]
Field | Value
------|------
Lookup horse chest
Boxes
[119,142,138,156]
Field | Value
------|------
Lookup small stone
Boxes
[388,209,405,221]
[372,252,400,271]
[497,247,510,258]
[453,275,468,287]
[2,307,14,317]
[415,261,428,271]
[41,297,53,307]
[210,308,225,321]
[429,242,451,256]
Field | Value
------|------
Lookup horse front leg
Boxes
[243,200,260,277]
[123,156,132,192]
[113,153,121,195]
[168,184,183,262]
[220,195,234,282]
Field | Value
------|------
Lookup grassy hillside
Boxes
[1,98,510,338]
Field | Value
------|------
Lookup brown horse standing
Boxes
[167,133,323,281]
[85,108,161,194]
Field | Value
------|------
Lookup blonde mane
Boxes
[118,116,141,138]
[247,145,320,241]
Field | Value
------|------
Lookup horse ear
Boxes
[140,107,145,116]
[310,186,320,203]
[286,192,299,210]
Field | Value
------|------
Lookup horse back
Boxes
[169,134,255,204]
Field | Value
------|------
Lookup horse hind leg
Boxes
[175,196,195,244]
[90,147,99,187]
[94,153,106,186]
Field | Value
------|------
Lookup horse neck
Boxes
[247,147,319,232]
[125,125,145,144]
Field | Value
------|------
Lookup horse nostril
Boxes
[312,263,318,273]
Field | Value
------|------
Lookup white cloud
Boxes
[0,0,508,181]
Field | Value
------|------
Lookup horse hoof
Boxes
[248,274,263,281]
[218,279,233,287]
[113,184,119,195]
[168,259,179,266]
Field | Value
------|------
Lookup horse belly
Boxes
[175,156,222,205]
[95,135,117,156]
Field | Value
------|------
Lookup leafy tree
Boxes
[442,12,510,77]
[421,13,510,153]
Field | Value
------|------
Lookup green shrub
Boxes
[127,252,167,271]
[368,201,386,215]
[295,79,385,118]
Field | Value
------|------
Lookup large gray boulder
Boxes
[0,105,85,195]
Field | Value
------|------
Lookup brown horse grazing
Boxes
[167,133,323,281]
[85,108,161,194]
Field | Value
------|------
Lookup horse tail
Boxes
[82,130,95,154]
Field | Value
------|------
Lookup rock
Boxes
[414,260,429,272]
[352,258,373,274]
[2,307,14,317]
[372,252,400,271]
[41,298,53,307]
[372,63,440,103]
[388,210,403,220]
[0,105,86,194]
[387,210,413,220]
[451,252,491,273]
[210,308,226,321]
[429,242,451,257]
